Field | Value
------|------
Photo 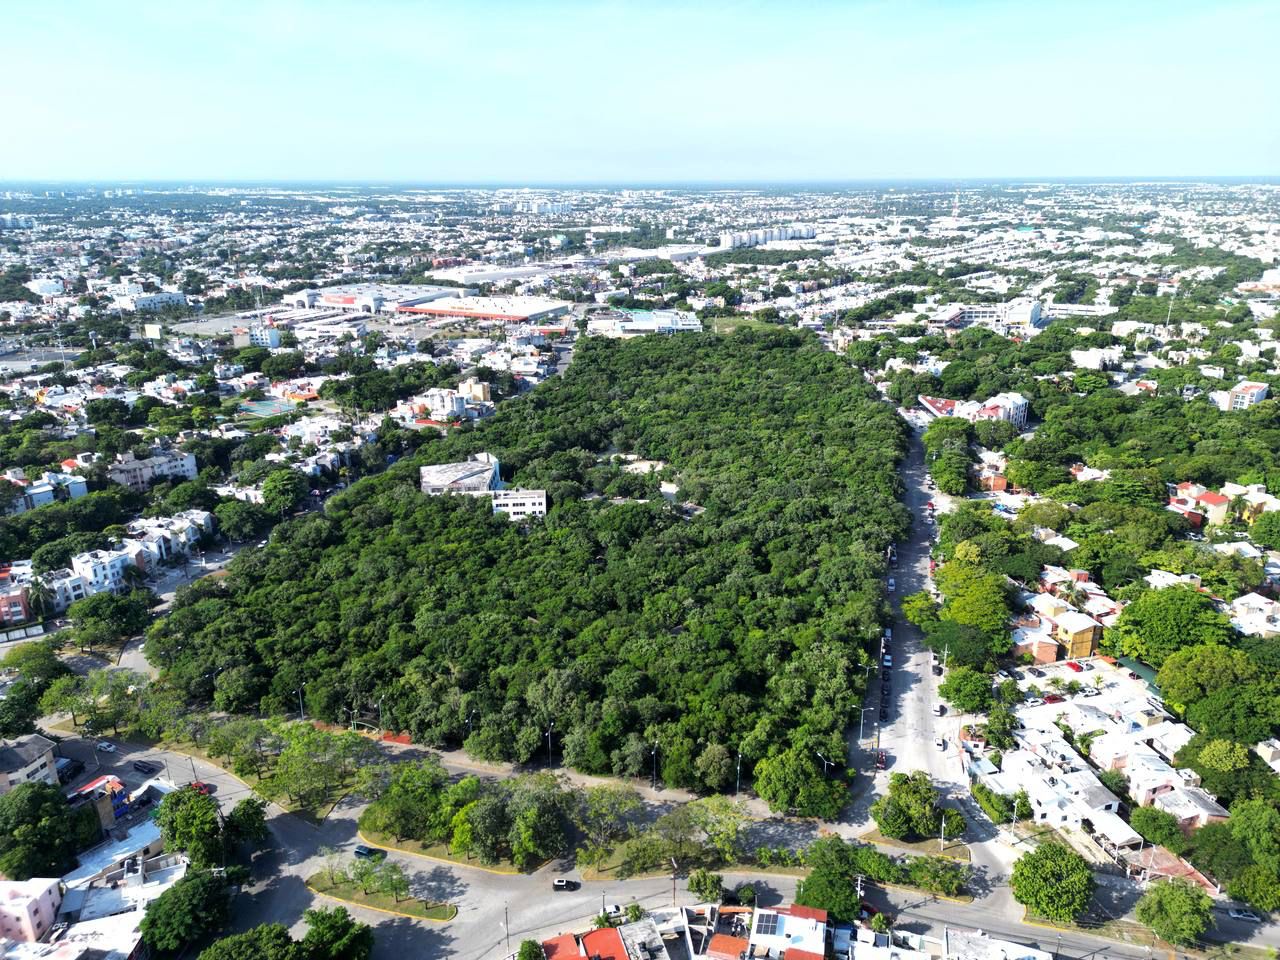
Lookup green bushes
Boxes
[971,781,1014,824]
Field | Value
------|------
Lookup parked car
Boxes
[96,741,116,753]
[190,781,212,795]
[882,655,893,668]
[934,738,946,751]
[1227,909,1262,923]
[132,760,160,775]
[1081,687,1101,698]
[883,627,893,641]
[887,578,896,592]
[933,704,945,716]
[875,751,887,770]
[1066,660,1084,673]
[1043,694,1065,704]
[353,844,385,861]
[1028,667,1046,678]
[878,705,889,721]
[552,878,580,892]
[1024,697,1045,707]
[995,669,1013,681]
[932,663,944,676]
[1128,671,1142,680]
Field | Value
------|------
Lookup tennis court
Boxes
[239,398,297,417]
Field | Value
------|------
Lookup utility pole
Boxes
[940,812,947,852]
[735,753,742,796]
[545,721,555,767]
[296,684,306,721]
[651,742,658,790]
[670,858,677,906]
[504,904,510,954]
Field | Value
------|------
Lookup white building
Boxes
[2,471,88,515]
[0,735,57,796]
[0,878,62,942]
[24,278,64,298]
[106,450,197,492]
[419,453,501,495]
[419,454,546,520]
[113,291,187,313]
[918,391,1029,429]
[485,489,548,520]
[931,298,1044,337]
[586,310,703,338]
[1071,346,1124,370]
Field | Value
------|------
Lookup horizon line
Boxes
[3,174,1279,188]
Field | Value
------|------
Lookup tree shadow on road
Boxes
[370,917,455,960]
[410,864,468,905]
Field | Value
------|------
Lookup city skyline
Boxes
[8,0,1279,182]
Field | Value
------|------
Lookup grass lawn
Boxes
[152,736,353,824]
[709,315,777,334]
[580,845,812,883]
[359,831,532,875]
[306,872,456,921]
[858,827,972,862]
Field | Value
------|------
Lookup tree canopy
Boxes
[147,332,908,813]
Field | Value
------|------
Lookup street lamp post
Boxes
[651,742,658,791]
[296,684,306,721]
[859,706,875,741]
[545,721,555,767]
[735,753,742,796]
[816,751,831,776]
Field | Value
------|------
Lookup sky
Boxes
[7,0,1278,183]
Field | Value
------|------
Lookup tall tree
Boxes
[1010,843,1095,923]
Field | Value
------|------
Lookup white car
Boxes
[1228,909,1262,923]
[934,738,946,751]
[887,578,896,593]
[96,741,116,753]
[1024,697,1045,707]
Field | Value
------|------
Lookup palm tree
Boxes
[1059,582,1088,609]
[1048,676,1065,692]
[1229,494,1249,524]
[27,577,55,624]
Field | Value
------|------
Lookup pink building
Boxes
[0,878,62,941]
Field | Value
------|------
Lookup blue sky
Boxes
[7,0,1278,182]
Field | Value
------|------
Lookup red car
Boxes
[1043,694,1065,704]
[875,751,887,770]
[190,781,211,795]
[1065,661,1084,673]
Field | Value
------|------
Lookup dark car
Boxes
[353,844,385,861]
[932,663,944,676]
[1028,667,1046,678]
[552,878,579,892]
[132,760,160,775]
[878,705,889,721]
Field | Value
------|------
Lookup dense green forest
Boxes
[147,331,909,810]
